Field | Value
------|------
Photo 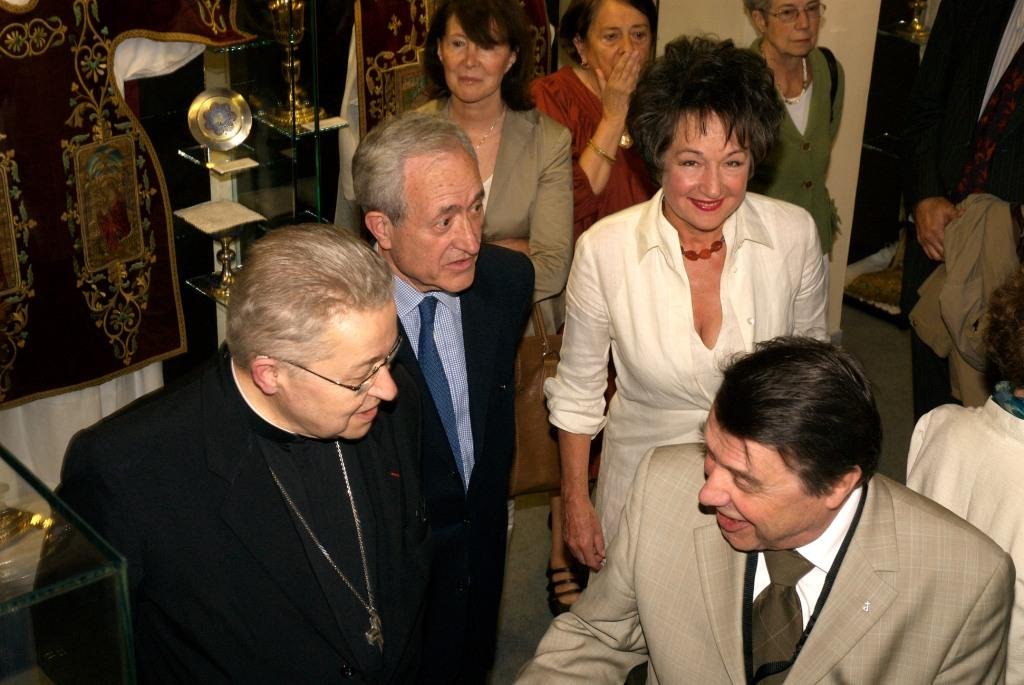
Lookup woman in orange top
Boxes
[531,0,658,241]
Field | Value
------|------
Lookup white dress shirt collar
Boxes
[635,189,775,266]
[755,483,864,627]
[797,483,863,574]
[392,274,460,322]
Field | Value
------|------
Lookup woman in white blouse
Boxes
[545,36,828,571]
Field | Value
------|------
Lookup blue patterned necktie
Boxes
[417,296,466,485]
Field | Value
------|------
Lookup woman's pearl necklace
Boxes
[781,57,809,105]
[762,45,809,105]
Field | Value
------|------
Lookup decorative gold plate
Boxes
[188,88,253,151]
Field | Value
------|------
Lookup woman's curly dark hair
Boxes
[985,268,1024,388]
[424,0,534,111]
[627,35,784,183]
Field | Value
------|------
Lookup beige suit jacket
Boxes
[484,108,572,300]
[909,194,1020,406]
[518,444,1014,684]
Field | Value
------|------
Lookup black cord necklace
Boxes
[742,481,869,683]
[268,441,383,651]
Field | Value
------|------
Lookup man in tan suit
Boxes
[518,337,1013,684]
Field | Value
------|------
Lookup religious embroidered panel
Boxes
[0,134,36,401]
[0,0,250,407]
[523,0,550,76]
[355,0,549,137]
[355,0,431,136]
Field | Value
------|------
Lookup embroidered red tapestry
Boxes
[0,0,249,407]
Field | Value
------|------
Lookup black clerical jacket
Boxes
[49,349,429,683]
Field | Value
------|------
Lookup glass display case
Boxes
[0,444,133,684]
[179,0,349,227]
[177,0,350,312]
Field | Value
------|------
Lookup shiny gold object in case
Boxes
[188,87,253,151]
[0,446,134,682]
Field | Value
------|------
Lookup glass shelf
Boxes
[878,21,929,45]
[250,113,348,139]
[186,273,231,307]
[178,144,259,175]
[189,0,346,249]
[861,132,903,158]
[211,37,275,54]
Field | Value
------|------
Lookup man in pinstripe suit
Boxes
[902,0,1024,418]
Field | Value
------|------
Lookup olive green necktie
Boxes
[752,550,814,683]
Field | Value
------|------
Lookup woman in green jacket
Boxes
[745,0,844,254]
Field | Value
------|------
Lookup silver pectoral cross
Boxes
[366,609,384,650]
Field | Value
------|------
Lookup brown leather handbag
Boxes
[508,304,562,497]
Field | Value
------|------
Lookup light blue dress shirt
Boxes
[393,275,475,488]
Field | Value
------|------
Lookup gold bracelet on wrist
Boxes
[587,138,617,166]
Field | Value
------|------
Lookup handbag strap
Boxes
[530,304,552,356]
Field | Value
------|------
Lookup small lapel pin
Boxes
[862,600,872,613]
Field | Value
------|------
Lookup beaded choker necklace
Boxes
[681,237,726,261]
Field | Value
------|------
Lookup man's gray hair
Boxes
[352,111,476,225]
[226,224,393,366]
[743,0,772,14]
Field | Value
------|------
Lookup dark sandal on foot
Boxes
[546,565,584,616]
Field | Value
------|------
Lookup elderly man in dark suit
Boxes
[55,226,429,683]
[355,112,533,683]
[902,0,1024,417]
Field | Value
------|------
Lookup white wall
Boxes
[658,1,883,336]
